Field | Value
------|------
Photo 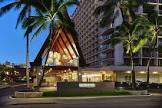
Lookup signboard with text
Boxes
[79,83,96,88]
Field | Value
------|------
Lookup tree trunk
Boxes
[146,56,151,86]
[26,7,31,89]
[130,45,136,89]
[38,21,54,88]
[146,46,152,86]
[130,54,136,89]
[146,33,158,88]
[26,33,30,88]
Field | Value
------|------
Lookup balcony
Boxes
[145,0,162,3]
[99,45,112,51]
[98,35,111,44]
[99,52,107,59]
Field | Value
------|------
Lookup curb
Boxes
[9,94,152,100]
[8,94,153,105]
[10,102,57,105]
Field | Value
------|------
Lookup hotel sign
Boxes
[79,83,96,88]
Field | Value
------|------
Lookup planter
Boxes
[125,90,148,95]
[15,91,43,98]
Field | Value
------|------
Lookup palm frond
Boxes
[59,0,79,10]
[31,23,48,39]
[0,1,20,16]
[16,5,28,28]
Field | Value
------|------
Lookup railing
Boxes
[99,45,112,51]
[98,35,110,41]
[145,0,162,3]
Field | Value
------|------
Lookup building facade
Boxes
[72,0,108,67]
[72,0,162,83]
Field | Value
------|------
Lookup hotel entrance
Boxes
[81,69,116,82]
[33,66,79,91]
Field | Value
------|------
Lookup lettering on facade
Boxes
[79,83,96,88]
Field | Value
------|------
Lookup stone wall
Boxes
[15,92,43,98]
[57,82,115,94]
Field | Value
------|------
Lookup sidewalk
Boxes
[8,94,152,105]
[150,93,162,96]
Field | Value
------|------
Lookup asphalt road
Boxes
[0,86,162,108]
[0,84,27,106]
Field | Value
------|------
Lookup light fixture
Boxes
[78,73,82,76]
[68,68,71,71]
[6,72,9,75]
[152,71,158,74]
[139,71,146,74]
[125,71,131,74]
[38,72,41,76]
[82,74,101,77]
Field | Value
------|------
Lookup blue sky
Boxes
[0,3,76,64]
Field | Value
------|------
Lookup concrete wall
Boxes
[57,82,115,94]
[114,7,124,66]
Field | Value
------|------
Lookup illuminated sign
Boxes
[79,83,96,88]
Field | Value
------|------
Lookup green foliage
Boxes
[0,65,14,81]
[111,15,154,54]
[94,0,144,27]
[43,90,131,97]
[21,0,79,39]
[43,91,57,97]
[0,0,79,37]
[95,0,158,56]
[0,0,34,28]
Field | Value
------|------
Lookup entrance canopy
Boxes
[31,27,85,69]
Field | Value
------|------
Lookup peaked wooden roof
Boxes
[31,27,86,67]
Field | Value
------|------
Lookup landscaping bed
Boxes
[42,90,131,97]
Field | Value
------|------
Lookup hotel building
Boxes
[72,0,162,83]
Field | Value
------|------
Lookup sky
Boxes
[0,2,76,65]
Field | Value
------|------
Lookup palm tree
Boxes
[144,12,162,86]
[131,14,159,87]
[95,0,146,89]
[0,0,42,88]
[22,0,79,87]
[111,15,152,89]
[94,0,144,27]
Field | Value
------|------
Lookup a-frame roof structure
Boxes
[31,27,86,68]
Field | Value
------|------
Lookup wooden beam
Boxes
[58,39,67,56]
[59,34,73,59]
[62,28,79,57]
[55,43,65,65]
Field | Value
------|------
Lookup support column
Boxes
[76,57,82,82]
[34,66,42,86]
[77,68,82,82]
